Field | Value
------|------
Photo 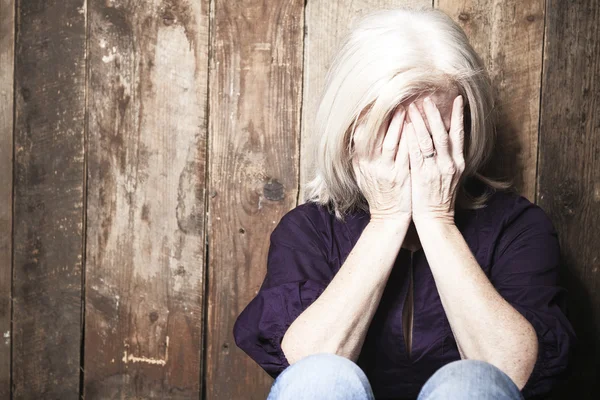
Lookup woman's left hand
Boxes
[404,95,465,225]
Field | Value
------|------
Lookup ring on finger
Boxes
[423,150,437,159]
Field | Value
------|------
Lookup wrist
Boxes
[368,215,412,232]
[412,213,455,228]
[414,217,457,240]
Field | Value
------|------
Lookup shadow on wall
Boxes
[552,253,597,398]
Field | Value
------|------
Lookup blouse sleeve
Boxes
[489,198,577,398]
[233,206,334,379]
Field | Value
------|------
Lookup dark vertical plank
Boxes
[0,0,14,397]
[206,0,305,398]
[537,0,600,398]
[84,0,209,398]
[300,0,431,200]
[435,0,545,200]
[12,0,86,398]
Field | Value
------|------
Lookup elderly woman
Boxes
[233,7,575,400]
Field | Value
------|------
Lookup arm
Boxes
[235,104,414,375]
[404,94,574,394]
[415,220,537,389]
[405,94,535,386]
[281,217,410,364]
[282,103,414,364]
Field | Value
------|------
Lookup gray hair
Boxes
[303,6,512,221]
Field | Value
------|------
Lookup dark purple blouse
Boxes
[233,180,576,399]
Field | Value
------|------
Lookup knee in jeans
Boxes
[436,360,509,380]
[269,353,375,400]
[419,359,521,399]
[274,352,367,387]
[280,352,361,378]
[429,359,511,384]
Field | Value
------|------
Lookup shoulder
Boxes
[474,188,559,263]
[276,201,335,231]
[288,200,334,221]
[461,177,554,231]
[479,189,556,233]
[270,201,337,253]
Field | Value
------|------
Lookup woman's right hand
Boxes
[351,106,412,222]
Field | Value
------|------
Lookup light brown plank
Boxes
[83,0,209,397]
[300,0,432,201]
[537,0,600,398]
[435,0,545,200]
[12,1,86,398]
[206,0,305,398]
[0,0,14,397]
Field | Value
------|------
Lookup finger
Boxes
[407,102,435,157]
[395,120,409,169]
[449,95,466,169]
[404,121,423,169]
[382,106,406,161]
[423,97,453,166]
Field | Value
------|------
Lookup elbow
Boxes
[484,321,538,391]
[503,322,539,391]
[281,329,350,365]
[516,322,539,389]
[516,327,539,390]
[280,331,300,365]
[281,328,318,365]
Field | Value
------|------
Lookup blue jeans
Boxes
[267,353,525,400]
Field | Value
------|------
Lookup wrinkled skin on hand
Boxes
[351,87,465,228]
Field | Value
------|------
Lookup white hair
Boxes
[303,6,511,221]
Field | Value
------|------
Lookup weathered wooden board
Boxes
[83,0,209,398]
[3,0,598,397]
[0,0,14,397]
[435,0,545,200]
[206,0,305,398]
[537,0,600,398]
[12,1,86,398]
[300,0,431,201]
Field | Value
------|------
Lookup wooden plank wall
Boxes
[537,0,600,396]
[0,0,14,397]
[0,0,598,399]
[83,0,209,398]
[206,1,305,398]
[12,1,87,398]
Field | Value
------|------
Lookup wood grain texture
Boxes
[83,0,209,398]
[300,0,431,202]
[12,1,86,398]
[206,0,304,398]
[537,0,600,398]
[0,0,14,397]
[435,0,545,200]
